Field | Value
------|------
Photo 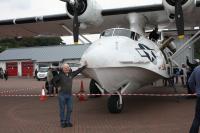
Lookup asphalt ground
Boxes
[0,78,197,133]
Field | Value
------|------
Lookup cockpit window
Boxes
[100,29,113,37]
[114,29,132,37]
[100,29,140,41]
[134,33,140,41]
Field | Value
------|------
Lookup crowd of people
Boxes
[0,67,8,80]
[163,57,200,90]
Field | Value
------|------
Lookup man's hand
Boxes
[79,60,87,68]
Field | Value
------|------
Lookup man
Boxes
[186,56,200,94]
[52,68,59,94]
[180,64,187,86]
[4,69,8,80]
[53,63,87,128]
[34,69,38,79]
[0,67,3,79]
[47,67,53,95]
[149,27,159,42]
[188,65,200,133]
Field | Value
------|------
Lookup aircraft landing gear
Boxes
[89,79,102,98]
[107,92,123,113]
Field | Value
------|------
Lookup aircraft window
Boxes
[131,32,135,39]
[113,29,132,38]
[100,29,113,37]
[100,29,140,41]
[134,33,141,41]
[67,63,80,67]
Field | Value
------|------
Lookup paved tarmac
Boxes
[0,78,197,133]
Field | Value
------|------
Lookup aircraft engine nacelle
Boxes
[162,0,195,21]
[65,0,103,28]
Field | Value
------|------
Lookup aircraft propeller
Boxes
[72,0,80,44]
[61,0,82,44]
[66,0,80,44]
[175,0,184,39]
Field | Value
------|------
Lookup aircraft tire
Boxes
[89,79,101,98]
[108,95,123,113]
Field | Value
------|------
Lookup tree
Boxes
[0,37,63,53]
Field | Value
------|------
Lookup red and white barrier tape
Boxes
[73,93,196,97]
[0,93,196,97]
[0,88,34,94]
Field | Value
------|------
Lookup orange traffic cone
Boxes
[77,80,87,101]
[40,86,47,101]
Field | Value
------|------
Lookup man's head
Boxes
[62,63,70,74]
[154,27,158,32]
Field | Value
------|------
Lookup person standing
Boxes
[180,64,187,86]
[34,69,38,79]
[0,67,3,79]
[47,67,53,95]
[173,67,179,84]
[188,65,200,133]
[149,27,159,42]
[52,68,59,94]
[4,69,8,80]
[53,63,87,128]
[186,56,200,95]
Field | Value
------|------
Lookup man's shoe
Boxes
[61,123,66,128]
[66,123,73,127]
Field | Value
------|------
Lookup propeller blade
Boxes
[73,0,80,44]
[175,0,184,39]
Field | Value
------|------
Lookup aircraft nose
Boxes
[80,36,135,67]
[81,43,107,68]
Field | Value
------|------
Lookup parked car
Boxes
[36,67,49,81]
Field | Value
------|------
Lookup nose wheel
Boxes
[107,92,124,113]
[89,79,102,98]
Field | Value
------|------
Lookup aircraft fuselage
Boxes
[81,28,169,94]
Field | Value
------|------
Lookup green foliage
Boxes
[0,37,63,53]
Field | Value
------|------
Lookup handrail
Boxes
[171,30,200,59]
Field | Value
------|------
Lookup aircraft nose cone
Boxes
[81,43,106,68]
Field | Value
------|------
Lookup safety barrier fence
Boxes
[0,92,196,97]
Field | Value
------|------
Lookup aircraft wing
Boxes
[0,14,72,38]
[0,0,199,38]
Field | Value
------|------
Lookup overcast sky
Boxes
[0,0,161,44]
[0,0,161,20]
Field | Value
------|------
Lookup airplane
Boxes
[0,0,200,113]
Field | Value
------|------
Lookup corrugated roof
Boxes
[0,44,90,62]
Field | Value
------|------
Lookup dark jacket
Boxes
[149,30,159,41]
[53,66,86,94]
[188,66,200,96]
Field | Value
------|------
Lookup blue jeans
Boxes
[58,92,73,124]
[190,97,200,133]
